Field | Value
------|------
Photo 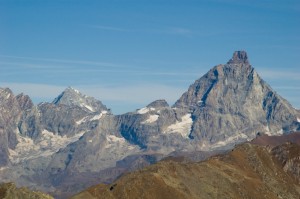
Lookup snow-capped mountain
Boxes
[0,51,299,198]
[53,87,108,112]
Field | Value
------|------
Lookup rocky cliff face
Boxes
[174,51,299,149]
[0,88,22,166]
[0,51,299,198]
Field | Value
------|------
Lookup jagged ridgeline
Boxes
[0,51,299,198]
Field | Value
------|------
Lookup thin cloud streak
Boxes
[88,24,194,36]
[257,69,300,80]
[0,55,126,68]
[0,61,200,77]
[88,25,132,32]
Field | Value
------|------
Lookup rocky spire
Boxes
[227,50,249,65]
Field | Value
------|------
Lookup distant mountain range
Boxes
[0,51,299,198]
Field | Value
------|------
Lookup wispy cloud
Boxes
[0,55,201,78]
[87,24,194,36]
[87,25,132,32]
[0,55,125,68]
[257,69,300,80]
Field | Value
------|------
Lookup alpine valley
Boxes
[0,51,299,198]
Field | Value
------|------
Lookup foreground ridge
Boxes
[71,138,300,199]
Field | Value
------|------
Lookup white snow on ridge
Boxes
[9,129,85,164]
[163,114,193,138]
[141,114,159,124]
[76,111,108,125]
[297,118,300,123]
[90,110,108,121]
[137,107,155,114]
[81,103,94,112]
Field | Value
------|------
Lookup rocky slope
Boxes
[0,183,53,199]
[174,51,299,148]
[71,137,300,199]
[0,51,299,198]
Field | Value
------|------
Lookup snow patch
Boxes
[9,129,85,164]
[264,125,283,136]
[209,133,248,149]
[76,111,108,125]
[76,116,89,125]
[105,135,126,149]
[90,111,107,121]
[106,135,125,143]
[73,88,80,94]
[141,114,159,124]
[276,129,283,135]
[264,125,271,136]
[80,103,94,112]
[0,167,8,171]
[137,107,155,114]
[163,114,193,138]
[6,93,10,99]
[297,118,300,123]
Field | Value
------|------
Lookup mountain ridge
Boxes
[0,51,299,198]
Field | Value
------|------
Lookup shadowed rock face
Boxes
[71,141,300,199]
[0,88,21,166]
[16,93,34,111]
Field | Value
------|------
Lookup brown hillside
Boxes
[0,183,53,199]
[71,142,300,199]
[251,132,300,147]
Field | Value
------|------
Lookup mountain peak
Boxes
[147,99,169,108]
[65,86,80,94]
[52,87,109,112]
[227,50,249,65]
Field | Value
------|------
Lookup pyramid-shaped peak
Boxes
[227,51,249,65]
[64,86,81,94]
[52,87,109,112]
[53,87,84,105]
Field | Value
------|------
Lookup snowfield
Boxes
[163,114,193,138]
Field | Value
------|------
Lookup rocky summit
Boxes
[0,51,299,198]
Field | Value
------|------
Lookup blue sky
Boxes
[0,0,299,114]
